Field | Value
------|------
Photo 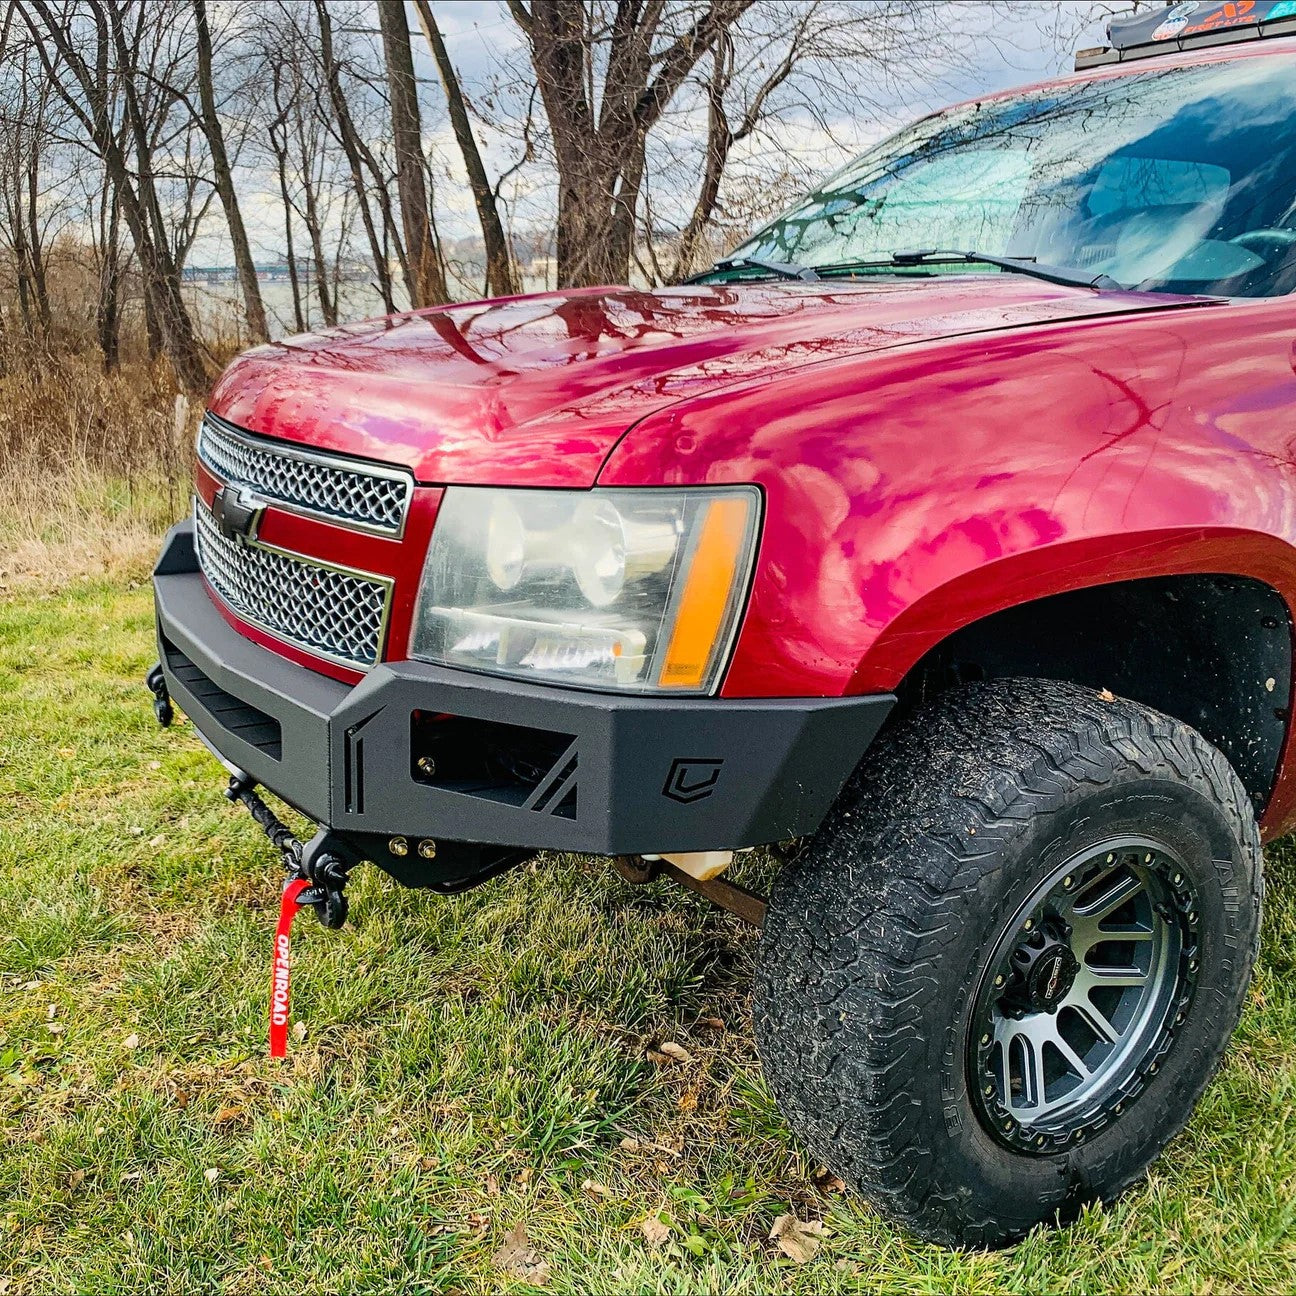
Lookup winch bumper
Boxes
[152,521,893,885]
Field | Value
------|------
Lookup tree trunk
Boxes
[377,0,447,307]
[193,0,268,342]
[412,0,516,297]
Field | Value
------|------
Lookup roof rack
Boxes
[1076,0,1296,70]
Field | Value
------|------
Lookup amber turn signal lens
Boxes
[657,495,752,689]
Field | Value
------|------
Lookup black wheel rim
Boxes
[968,836,1201,1153]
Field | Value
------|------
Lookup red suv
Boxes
[150,3,1296,1246]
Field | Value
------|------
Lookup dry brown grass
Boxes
[0,342,197,590]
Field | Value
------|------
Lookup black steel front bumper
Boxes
[153,521,893,886]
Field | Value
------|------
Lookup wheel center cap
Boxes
[1026,944,1079,1010]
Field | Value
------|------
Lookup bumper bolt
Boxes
[416,756,436,777]
[418,839,438,860]
[389,836,409,858]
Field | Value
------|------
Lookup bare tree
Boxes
[377,0,447,307]
[314,0,398,313]
[20,0,207,388]
[504,0,751,287]
[413,0,516,297]
[192,0,268,341]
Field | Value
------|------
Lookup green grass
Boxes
[2,579,1295,1294]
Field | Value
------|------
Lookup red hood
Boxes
[208,279,1196,487]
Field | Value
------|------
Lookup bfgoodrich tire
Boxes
[753,677,1262,1248]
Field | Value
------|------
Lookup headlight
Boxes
[411,486,760,693]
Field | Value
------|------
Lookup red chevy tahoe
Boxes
[149,3,1296,1246]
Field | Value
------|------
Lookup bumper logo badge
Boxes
[663,758,724,804]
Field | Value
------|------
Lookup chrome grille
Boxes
[198,414,413,536]
[194,500,390,669]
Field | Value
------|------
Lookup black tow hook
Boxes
[146,663,173,727]
[225,774,353,929]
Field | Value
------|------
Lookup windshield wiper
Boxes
[814,249,1121,292]
[703,255,821,282]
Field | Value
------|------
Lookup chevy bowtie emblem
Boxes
[211,483,265,542]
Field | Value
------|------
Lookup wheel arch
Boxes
[854,533,1296,823]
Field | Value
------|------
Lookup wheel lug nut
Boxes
[1172,872,1183,885]
[1149,1062,1158,1074]
[981,1032,992,1045]
[984,1083,994,1096]
[1062,875,1074,890]
[1144,853,1153,863]
[1023,919,1034,932]
[994,974,1005,987]
[1106,853,1115,864]
[1114,1102,1123,1114]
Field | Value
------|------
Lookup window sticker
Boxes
[1153,2,1199,39]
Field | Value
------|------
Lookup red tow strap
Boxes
[269,878,312,1058]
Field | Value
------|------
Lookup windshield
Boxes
[721,56,1296,297]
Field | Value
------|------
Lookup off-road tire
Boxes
[753,677,1263,1247]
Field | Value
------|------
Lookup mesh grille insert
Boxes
[198,414,412,535]
[194,500,390,669]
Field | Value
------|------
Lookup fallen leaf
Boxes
[120,1171,143,1183]
[57,748,74,759]
[581,1179,612,1198]
[203,1167,220,1183]
[67,1170,86,1189]
[291,1021,307,1042]
[618,1137,640,1150]
[485,1173,499,1197]
[1099,687,1115,702]
[492,1222,550,1285]
[657,1041,692,1063]
[45,1023,63,1035]
[699,1016,726,1031]
[213,1106,244,1126]
[46,1004,57,1021]
[770,1213,825,1264]
[122,1033,140,1050]
[148,761,161,771]
[148,835,166,849]
[645,1049,670,1065]
[516,1166,534,1187]
[640,1215,670,1248]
